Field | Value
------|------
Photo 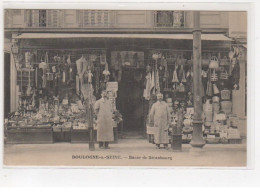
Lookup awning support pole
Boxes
[190,11,206,149]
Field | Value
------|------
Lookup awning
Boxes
[15,33,232,41]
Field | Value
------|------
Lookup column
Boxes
[190,11,206,148]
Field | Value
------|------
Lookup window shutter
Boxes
[46,10,52,27]
[32,10,39,27]
[52,10,58,27]
[83,10,90,27]
[76,10,82,27]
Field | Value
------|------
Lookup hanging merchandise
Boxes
[26,69,33,96]
[115,52,122,71]
[150,68,155,94]
[123,52,130,66]
[172,65,179,83]
[87,70,93,84]
[233,46,240,58]
[201,69,208,79]
[143,68,153,100]
[228,47,235,62]
[212,83,220,95]
[181,68,187,83]
[67,54,71,65]
[172,65,179,91]
[186,66,193,82]
[76,55,87,79]
[100,53,107,65]
[39,52,49,89]
[231,60,240,90]
[76,55,88,95]
[162,56,169,88]
[25,52,33,68]
[209,56,219,69]
[210,69,218,82]
[133,53,139,68]
[220,56,228,66]
[206,70,213,97]
[220,70,229,80]
[155,68,160,93]
[103,62,110,83]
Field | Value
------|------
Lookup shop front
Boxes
[5,32,244,145]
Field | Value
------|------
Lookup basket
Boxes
[209,56,219,69]
[146,125,158,135]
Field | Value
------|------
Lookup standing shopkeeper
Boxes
[149,93,171,149]
[94,90,114,149]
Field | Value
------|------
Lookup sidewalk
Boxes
[3,138,247,167]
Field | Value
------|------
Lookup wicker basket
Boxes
[146,125,158,135]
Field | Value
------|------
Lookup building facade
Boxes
[4,10,247,139]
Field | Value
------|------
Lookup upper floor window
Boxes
[156,11,184,27]
[39,10,46,27]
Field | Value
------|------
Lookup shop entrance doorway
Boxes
[116,67,145,136]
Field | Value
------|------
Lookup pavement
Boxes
[3,138,247,167]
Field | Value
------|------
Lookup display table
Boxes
[6,126,53,144]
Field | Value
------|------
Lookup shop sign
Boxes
[106,82,118,91]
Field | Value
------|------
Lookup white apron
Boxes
[150,101,171,144]
[94,98,114,142]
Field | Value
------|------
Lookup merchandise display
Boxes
[6,46,242,145]
[145,49,242,144]
[6,49,123,144]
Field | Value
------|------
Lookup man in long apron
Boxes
[94,90,114,149]
[149,93,171,149]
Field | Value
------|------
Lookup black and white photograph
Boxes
[3,6,248,167]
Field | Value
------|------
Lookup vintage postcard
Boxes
[3,4,248,167]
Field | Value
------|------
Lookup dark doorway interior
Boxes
[117,67,145,134]
[4,52,11,118]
